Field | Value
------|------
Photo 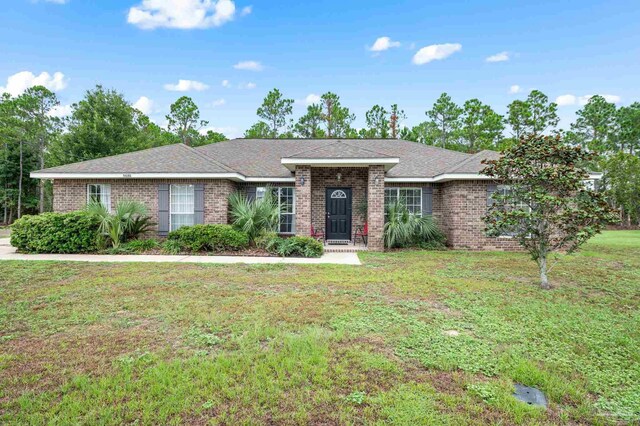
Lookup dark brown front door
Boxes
[326,188,352,240]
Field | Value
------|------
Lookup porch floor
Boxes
[323,240,368,252]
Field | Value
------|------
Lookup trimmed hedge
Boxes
[11,212,100,253]
[167,224,249,252]
[263,236,324,258]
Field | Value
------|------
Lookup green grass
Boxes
[0,231,639,424]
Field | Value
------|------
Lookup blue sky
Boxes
[2,0,639,138]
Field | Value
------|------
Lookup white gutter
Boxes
[30,172,295,183]
[385,172,604,183]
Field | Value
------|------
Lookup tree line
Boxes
[1,83,639,226]
[0,85,223,223]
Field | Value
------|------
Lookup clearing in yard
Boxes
[0,231,638,424]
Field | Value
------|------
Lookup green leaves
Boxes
[256,88,294,138]
[166,96,209,146]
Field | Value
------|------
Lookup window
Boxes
[170,184,195,231]
[256,186,296,234]
[384,188,422,216]
[493,185,531,237]
[87,184,111,211]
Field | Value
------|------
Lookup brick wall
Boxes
[310,167,368,239]
[52,179,236,233]
[368,165,385,251]
[436,180,521,250]
[294,166,312,237]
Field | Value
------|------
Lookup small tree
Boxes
[482,134,618,289]
[166,96,208,146]
[256,88,293,138]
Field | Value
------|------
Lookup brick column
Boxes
[367,165,385,251]
[295,165,312,236]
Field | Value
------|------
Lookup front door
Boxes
[326,188,352,241]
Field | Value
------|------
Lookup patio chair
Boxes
[311,224,325,242]
[353,222,368,246]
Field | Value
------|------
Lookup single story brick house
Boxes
[31,138,588,251]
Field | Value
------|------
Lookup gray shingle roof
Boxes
[34,143,235,174]
[33,138,499,179]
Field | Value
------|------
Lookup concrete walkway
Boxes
[0,238,360,265]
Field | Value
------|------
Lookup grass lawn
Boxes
[1,231,638,425]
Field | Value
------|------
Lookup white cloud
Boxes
[239,82,256,89]
[233,61,263,71]
[412,43,461,65]
[241,5,252,15]
[486,51,510,62]
[302,93,321,106]
[47,104,72,118]
[221,79,230,87]
[555,94,577,106]
[133,96,154,114]
[555,93,622,107]
[369,36,401,52]
[0,71,68,97]
[127,0,236,30]
[509,85,521,94]
[209,98,226,107]
[163,79,209,92]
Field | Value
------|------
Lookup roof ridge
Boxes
[285,140,343,157]
[286,139,394,158]
[445,149,498,174]
[339,139,393,158]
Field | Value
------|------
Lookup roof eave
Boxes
[281,157,400,172]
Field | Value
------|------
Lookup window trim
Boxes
[86,183,111,212]
[169,184,195,232]
[494,184,532,237]
[384,187,423,216]
[256,186,296,234]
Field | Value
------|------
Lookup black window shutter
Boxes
[194,183,204,224]
[487,184,498,207]
[422,186,433,215]
[158,184,170,236]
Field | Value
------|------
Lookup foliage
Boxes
[263,235,324,257]
[256,88,294,137]
[228,190,279,242]
[482,134,619,288]
[320,92,355,137]
[570,95,617,152]
[10,211,99,253]
[161,238,182,254]
[167,224,249,252]
[604,152,640,226]
[388,104,406,139]
[460,98,504,150]
[243,121,272,138]
[113,238,161,254]
[364,105,389,138]
[383,201,444,248]
[86,199,151,248]
[294,104,325,138]
[426,93,462,147]
[616,102,640,154]
[165,96,208,146]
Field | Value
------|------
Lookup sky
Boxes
[1,0,639,138]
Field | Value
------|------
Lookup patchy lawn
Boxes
[0,231,638,425]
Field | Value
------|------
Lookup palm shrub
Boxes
[86,199,151,248]
[228,189,280,242]
[384,200,444,249]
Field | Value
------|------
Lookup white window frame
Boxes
[256,186,296,234]
[384,187,423,216]
[169,184,195,232]
[86,184,111,212]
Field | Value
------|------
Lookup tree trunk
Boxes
[17,140,23,219]
[39,138,45,213]
[539,255,551,289]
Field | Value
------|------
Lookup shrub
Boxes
[167,224,249,252]
[162,239,182,255]
[384,201,446,249]
[106,238,160,254]
[11,211,100,253]
[228,189,279,242]
[86,199,153,248]
[264,235,324,258]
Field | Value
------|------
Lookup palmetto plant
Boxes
[228,189,280,242]
[384,200,442,248]
[86,199,151,248]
